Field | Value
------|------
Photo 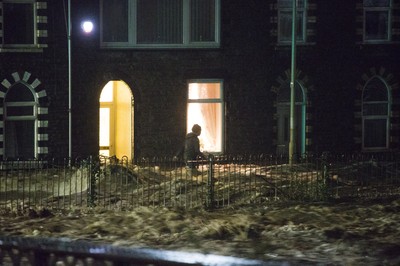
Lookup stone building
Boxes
[0,0,399,161]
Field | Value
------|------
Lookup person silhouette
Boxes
[175,124,206,170]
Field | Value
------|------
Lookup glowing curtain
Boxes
[187,82,222,152]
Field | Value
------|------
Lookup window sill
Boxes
[0,47,45,53]
[273,42,316,48]
[362,148,390,152]
[357,41,400,45]
[100,43,220,50]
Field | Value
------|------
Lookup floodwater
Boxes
[1,198,400,265]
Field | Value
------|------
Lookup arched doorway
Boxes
[362,76,390,151]
[99,81,133,160]
[276,81,306,156]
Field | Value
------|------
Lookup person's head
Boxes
[192,124,202,136]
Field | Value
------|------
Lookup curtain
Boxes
[190,0,215,42]
[137,0,183,44]
[102,0,129,42]
[187,82,222,152]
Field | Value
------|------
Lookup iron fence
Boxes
[1,153,399,265]
[0,235,273,266]
[1,153,400,211]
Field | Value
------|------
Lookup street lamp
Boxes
[81,21,94,34]
[289,0,297,166]
[67,1,93,159]
[68,0,72,159]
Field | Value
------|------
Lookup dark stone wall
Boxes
[1,0,399,159]
[68,0,276,158]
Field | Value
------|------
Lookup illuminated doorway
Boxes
[187,80,224,153]
[99,81,133,160]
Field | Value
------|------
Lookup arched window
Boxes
[4,82,37,159]
[362,77,390,150]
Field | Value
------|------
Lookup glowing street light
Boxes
[67,1,93,158]
[81,21,94,34]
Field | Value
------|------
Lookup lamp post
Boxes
[68,0,72,159]
[289,0,297,166]
[67,0,93,159]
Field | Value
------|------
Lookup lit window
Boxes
[2,0,36,46]
[99,82,114,102]
[278,0,306,43]
[363,0,391,42]
[100,0,220,48]
[187,81,224,153]
[362,77,390,150]
[99,82,114,157]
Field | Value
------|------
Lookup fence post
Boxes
[207,155,215,210]
[87,156,97,207]
[321,153,332,199]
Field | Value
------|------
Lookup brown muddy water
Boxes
[1,198,400,265]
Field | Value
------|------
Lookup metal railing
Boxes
[0,235,273,266]
[1,153,400,211]
[1,153,400,265]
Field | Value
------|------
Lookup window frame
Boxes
[276,81,307,155]
[277,0,307,44]
[361,76,391,151]
[3,82,39,159]
[100,0,221,49]
[2,0,38,48]
[363,0,392,43]
[187,79,224,154]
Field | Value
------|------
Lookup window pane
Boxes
[5,120,35,159]
[137,0,183,44]
[190,0,215,42]
[100,82,114,102]
[102,0,129,42]
[188,82,221,99]
[364,119,387,148]
[5,84,34,102]
[279,11,292,42]
[279,11,304,42]
[365,11,389,40]
[3,3,34,44]
[6,106,34,116]
[363,103,388,116]
[363,78,388,101]
[278,0,305,8]
[100,0,219,47]
[99,107,110,147]
[364,0,390,7]
[187,103,222,152]
[187,81,223,153]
